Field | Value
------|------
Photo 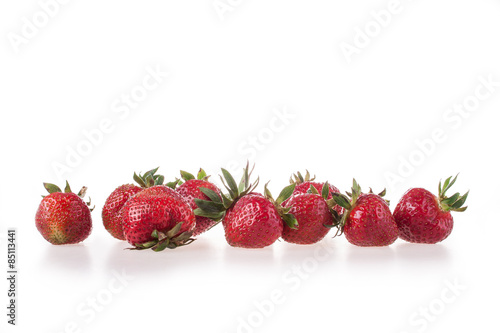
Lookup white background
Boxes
[1,1,499,332]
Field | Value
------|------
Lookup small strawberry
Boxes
[332,180,398,246]
[286,170,343,215]
[393,175,469,244]
[195,163,297,248]
[121,185,196,251]
[102,167,165,240]
[175,169,222,236]
[35,181,93,245]
[282,182,338,245]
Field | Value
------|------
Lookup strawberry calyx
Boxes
[194,161,259,221]
[133,167,165,188]
[180,168,211,182]
[263,182,298,229]
[438,175,469,212]
[328,179,370,236]
[289,170,316,185]
[129,222,195,252]
[42,181,94,212]
[162,168,210,190]
[307,181,343,229]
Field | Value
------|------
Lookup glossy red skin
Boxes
[285,181,343,215]
[135,185,183,199]
[223,193,283,248]
[344,194,398,247]
[282,193,333,244]
[393,188,453,244]
[176,180,221,236]
[102,184,143,240]
[121,189,195,246]
[35,192,92,245]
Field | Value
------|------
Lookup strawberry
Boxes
[121,185,196,251]
[393,175,469,244]
[195,163,297,248]
[282,182,337,244]
[286,170,343,215]
[332,180,398,246]
[35,181,93,245]
[175,169,222,236]
[102,167,165,240]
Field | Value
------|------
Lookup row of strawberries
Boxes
[35,164,468,251]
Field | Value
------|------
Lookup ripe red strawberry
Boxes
[35,181,93,245]
[195,163,297,248]
[286,170,343,215]
[281,182,342,244]
[175,169,222,236]
[333,180,398,246]
[102,167,165,240]
[121,185,196,251]
[393,175,469,244]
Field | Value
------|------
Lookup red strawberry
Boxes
[333,180,398,246]
[393,175,469,244]
[286,170,343,215]
[282,182,337,244]
[102,167,165,240]
[121,185,196,251]
[194,163,297,248]
[175,169,222,236]
[35,181,93,245]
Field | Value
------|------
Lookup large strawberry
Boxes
[195,163,297,248]
[286,170,343,215]
[102,167,165,240]
[393,175,469,244]
[282,182,337,244]
[35,181,93,245]
[121,185,196,251]
[332,180,398,246]
[175,169,222,236]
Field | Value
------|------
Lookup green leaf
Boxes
[220,192,233,209]
[332,193,351,210]
[276,183,296,205]
[309,184,320,195]
[351,179,361,204]
[264,181,274,201]
[221,168,239,194]
[441,175,458,197]
[165,179,180,189]
[167,222,184,238]
[297,171,304,183]
[197,168,207,180]
[194,198,225,213]
[321,181,329,200]
[145,174,155,187]
[220,177,235,199]
[78,186,88,198]
[282,213,298,229]
[64,181,72,193]
[153,240,170,252]
[442,192,460,206]
[180,170,195,181]
[133,172,147,188]
[193,208,225,220]
[144,167,160,177]
[136,240,157,249]
[154,175,165,185]
[451,190,469,210]
[199,187,222,203]
[151,230,159,239]
[378,188,387,197]
[44,183,62,194]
